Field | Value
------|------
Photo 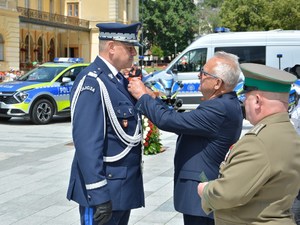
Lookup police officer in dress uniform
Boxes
[198,63,300,225]
[67,22,144,225]
[128,52,244,225]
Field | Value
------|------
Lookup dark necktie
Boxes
[116,73,126,87]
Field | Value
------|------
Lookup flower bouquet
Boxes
[142,116,162,155]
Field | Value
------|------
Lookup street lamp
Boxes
[174,43,177,59]
[141,0,144,67]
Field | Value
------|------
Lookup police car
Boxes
[0,58,89,124]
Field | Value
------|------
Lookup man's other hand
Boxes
[93,201,112,225]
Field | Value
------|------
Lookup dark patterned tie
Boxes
[116,72,126,87]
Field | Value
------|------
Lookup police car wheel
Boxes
[0,117,11,121]
[30,99,54,125]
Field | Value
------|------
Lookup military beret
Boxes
[240,63,297,93]
[96,22,142,47]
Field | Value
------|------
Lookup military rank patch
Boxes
[247,123,266,136]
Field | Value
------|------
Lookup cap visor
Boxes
[117,40,142,47]
[133,42,143,47]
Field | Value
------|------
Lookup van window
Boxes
[172,48,207,72]
[215,46,266,65]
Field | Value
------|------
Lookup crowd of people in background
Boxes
[0,62,40,82]
[0,68,25,82]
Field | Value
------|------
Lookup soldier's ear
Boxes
[255,93,263,107]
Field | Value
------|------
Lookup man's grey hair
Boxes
[98,40,109,52]
[212,51,241,90]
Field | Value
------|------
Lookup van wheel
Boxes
[30,99,54,125]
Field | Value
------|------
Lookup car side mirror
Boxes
[172,68,178,75]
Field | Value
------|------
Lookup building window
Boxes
[65,47,78,58]
[38,0,42,11]
[49,38,55,61]
[0,0,7,8]
[25,0,29,8]
[67,3,79,17]
[25,35,29,63]
[50,0,54,13]
[0,34,3,61]
[37,37,43,62]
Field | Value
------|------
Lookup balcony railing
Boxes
[17,7,89,30]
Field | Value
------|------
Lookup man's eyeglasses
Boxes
[198,68,221,80]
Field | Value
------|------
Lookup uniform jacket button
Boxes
[108,174,113,178]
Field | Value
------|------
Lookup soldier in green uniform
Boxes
[198,63,300,225]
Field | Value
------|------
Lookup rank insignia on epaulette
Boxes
[108,73,114,79]
[247,123,266,135]
[87,71,97,78]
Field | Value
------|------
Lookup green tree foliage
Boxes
[219,0,300,31]
[270,0,300,30]
[140,0,198,58]
[196,5,221,34]
[202,0,223,8]
[151,45,164,58]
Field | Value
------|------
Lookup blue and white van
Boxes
[145,30,300,110]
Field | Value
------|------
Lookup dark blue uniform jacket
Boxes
[67,56,144,210]
[136,93,243,217]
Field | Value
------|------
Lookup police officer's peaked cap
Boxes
[240,63,297,93]
[96,22,142,47]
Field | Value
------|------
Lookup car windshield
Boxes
[17,66,66,82]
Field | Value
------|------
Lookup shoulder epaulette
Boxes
[87,71,98,78]
[246,123,266,136]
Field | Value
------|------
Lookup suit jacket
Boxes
[202,113,300,224]
[136,92,243,217]
[67,56,144,210]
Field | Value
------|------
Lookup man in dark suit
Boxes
[67,22,144,225]
[128,51,243,225]
[198,63,300,225]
